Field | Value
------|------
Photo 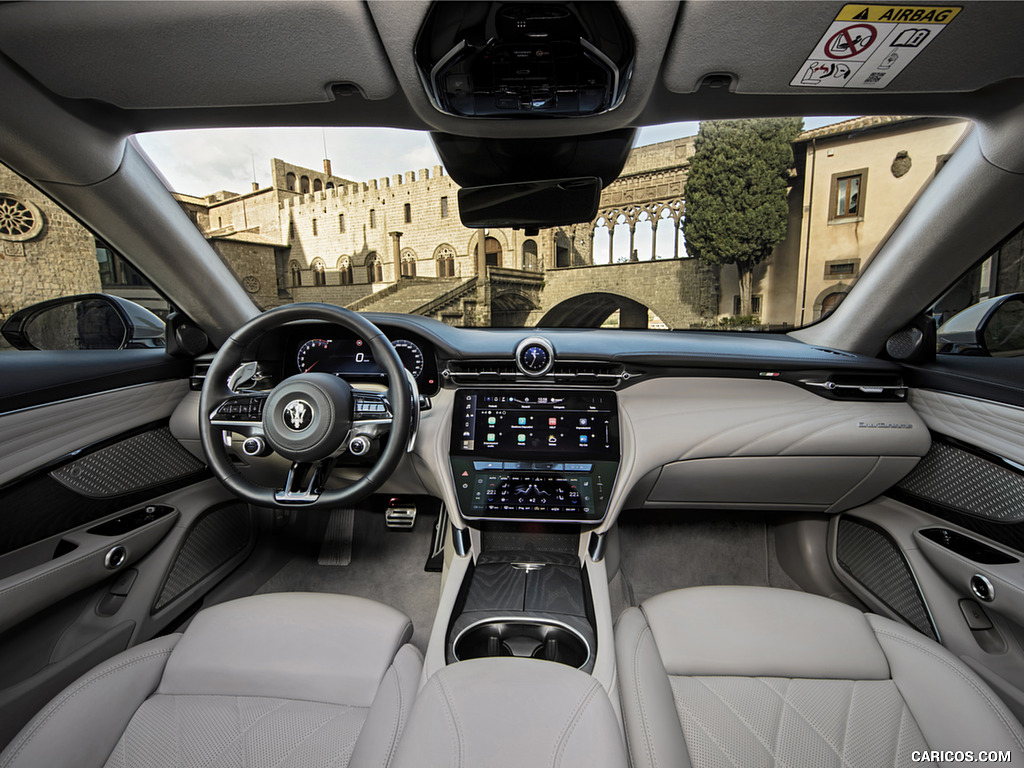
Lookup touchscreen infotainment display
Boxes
[452,390,619,460]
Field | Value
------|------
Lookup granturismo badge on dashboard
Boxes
[857,421,913,429]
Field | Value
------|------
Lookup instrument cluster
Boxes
[289,330,440,395]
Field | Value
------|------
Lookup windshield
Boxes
[133,116,971,330]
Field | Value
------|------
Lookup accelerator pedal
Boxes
[317,507,355,566]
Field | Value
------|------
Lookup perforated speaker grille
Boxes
[885,327,923,360]
[50,427,205,498]
[836,517,936,640]
[896,439,1024,522]
[154,503,252,612]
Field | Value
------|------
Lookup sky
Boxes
[135,117,855,197]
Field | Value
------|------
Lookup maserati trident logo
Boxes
[283,399,314,431]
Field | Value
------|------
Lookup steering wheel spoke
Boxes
[275,459,334,505]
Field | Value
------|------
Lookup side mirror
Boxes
[1,293,166,351]
[937,292,1024,357]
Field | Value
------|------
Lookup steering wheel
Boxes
[199,303,416,508]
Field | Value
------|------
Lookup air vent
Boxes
[443,359,627,386]
[802,373,907,401]
[190,359,212,391]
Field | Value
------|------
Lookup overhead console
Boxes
[415,2,634,118]
[450,389,619,523]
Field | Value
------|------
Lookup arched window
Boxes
[286,172,296,191]
[436,245,456,277]
[325,182,334,191]
[473,237,502,268]
[366,253,383,283]
[555,231,571,268]
[338,256,353,285]
[289,261,301,287]
[821,291,847,318]
[338,214,345,233]
[522,239,539,270]
[300,176,310,194]
[312,259,326,286]
[313,179,323,193]
[401,249,417,278]
[404,202,412,224]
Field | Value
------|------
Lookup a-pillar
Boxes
[389,231,403,279]
[619,298,649,328]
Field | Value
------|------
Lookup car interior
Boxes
[3,1,1024,766]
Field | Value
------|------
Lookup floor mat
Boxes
[611,511,802,620]
[257,509,442,653]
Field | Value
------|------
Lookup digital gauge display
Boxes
[295,337,425,380]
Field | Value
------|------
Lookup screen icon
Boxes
[518,417,527,426]
[548,417,558,426]
[548,435,557,445]
[579,435,589,445]
[517,434,527,443]
[487,433,496,442]
[488,416,496,426]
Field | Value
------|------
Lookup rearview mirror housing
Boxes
[458,177,601,229]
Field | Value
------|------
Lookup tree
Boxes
[682,118,803,316]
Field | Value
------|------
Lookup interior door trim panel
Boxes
[0,509,177,635]
[909,388,1024,467]
[0,379,189,488]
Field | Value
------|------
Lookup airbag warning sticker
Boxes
[791,5,960,89]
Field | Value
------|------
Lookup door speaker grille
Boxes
[836,516,937,640]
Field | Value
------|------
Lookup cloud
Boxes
[136,127,441,196]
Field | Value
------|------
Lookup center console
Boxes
[449,389,620,523]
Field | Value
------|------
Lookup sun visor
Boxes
[0,1,398,109]
[664,1,1024,95]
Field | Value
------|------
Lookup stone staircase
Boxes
[346,277,473,316]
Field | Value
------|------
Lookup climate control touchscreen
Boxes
[450,389,619,523]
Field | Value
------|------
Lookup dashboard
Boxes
[220,312,931,531]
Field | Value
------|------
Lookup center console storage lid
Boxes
[391,658,627,768]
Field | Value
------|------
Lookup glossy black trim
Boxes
[0,348,189,414]
[903,357,1024,409]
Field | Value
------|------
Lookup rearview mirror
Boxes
[1,293,166,350]
[458,177,601,229]
[936,293,1024,357]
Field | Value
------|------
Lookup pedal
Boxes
[385,498,417,529]
[318,508,354,566]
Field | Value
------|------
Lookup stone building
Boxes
[0,166,100,324]
[1,117,987,334]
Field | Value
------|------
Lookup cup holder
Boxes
[453,619,590,669]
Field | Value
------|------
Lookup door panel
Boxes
[0,351,256,750]
[833,381,1024,722]
[0,375,189,486]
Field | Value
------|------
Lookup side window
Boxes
[0,161,168,351]
[932,221,1024,357]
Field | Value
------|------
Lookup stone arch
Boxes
[337,255,353,285]
[326,182,335,191]
[555,230,571,268]
[435,243,456,277]
[366,252,383,284]
[814,284,851,320]
[522,239,539,271]
[286,172,297,192]
[300,175,311,194]
[491,290,537,328]
[311,258,327,286]
[539,291,668,329]
[313,179,323,193]
[288,260,301,287]
[400,248,417,278]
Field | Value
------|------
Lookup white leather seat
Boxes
[616,586,1024,768]
[0,593,422,768]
